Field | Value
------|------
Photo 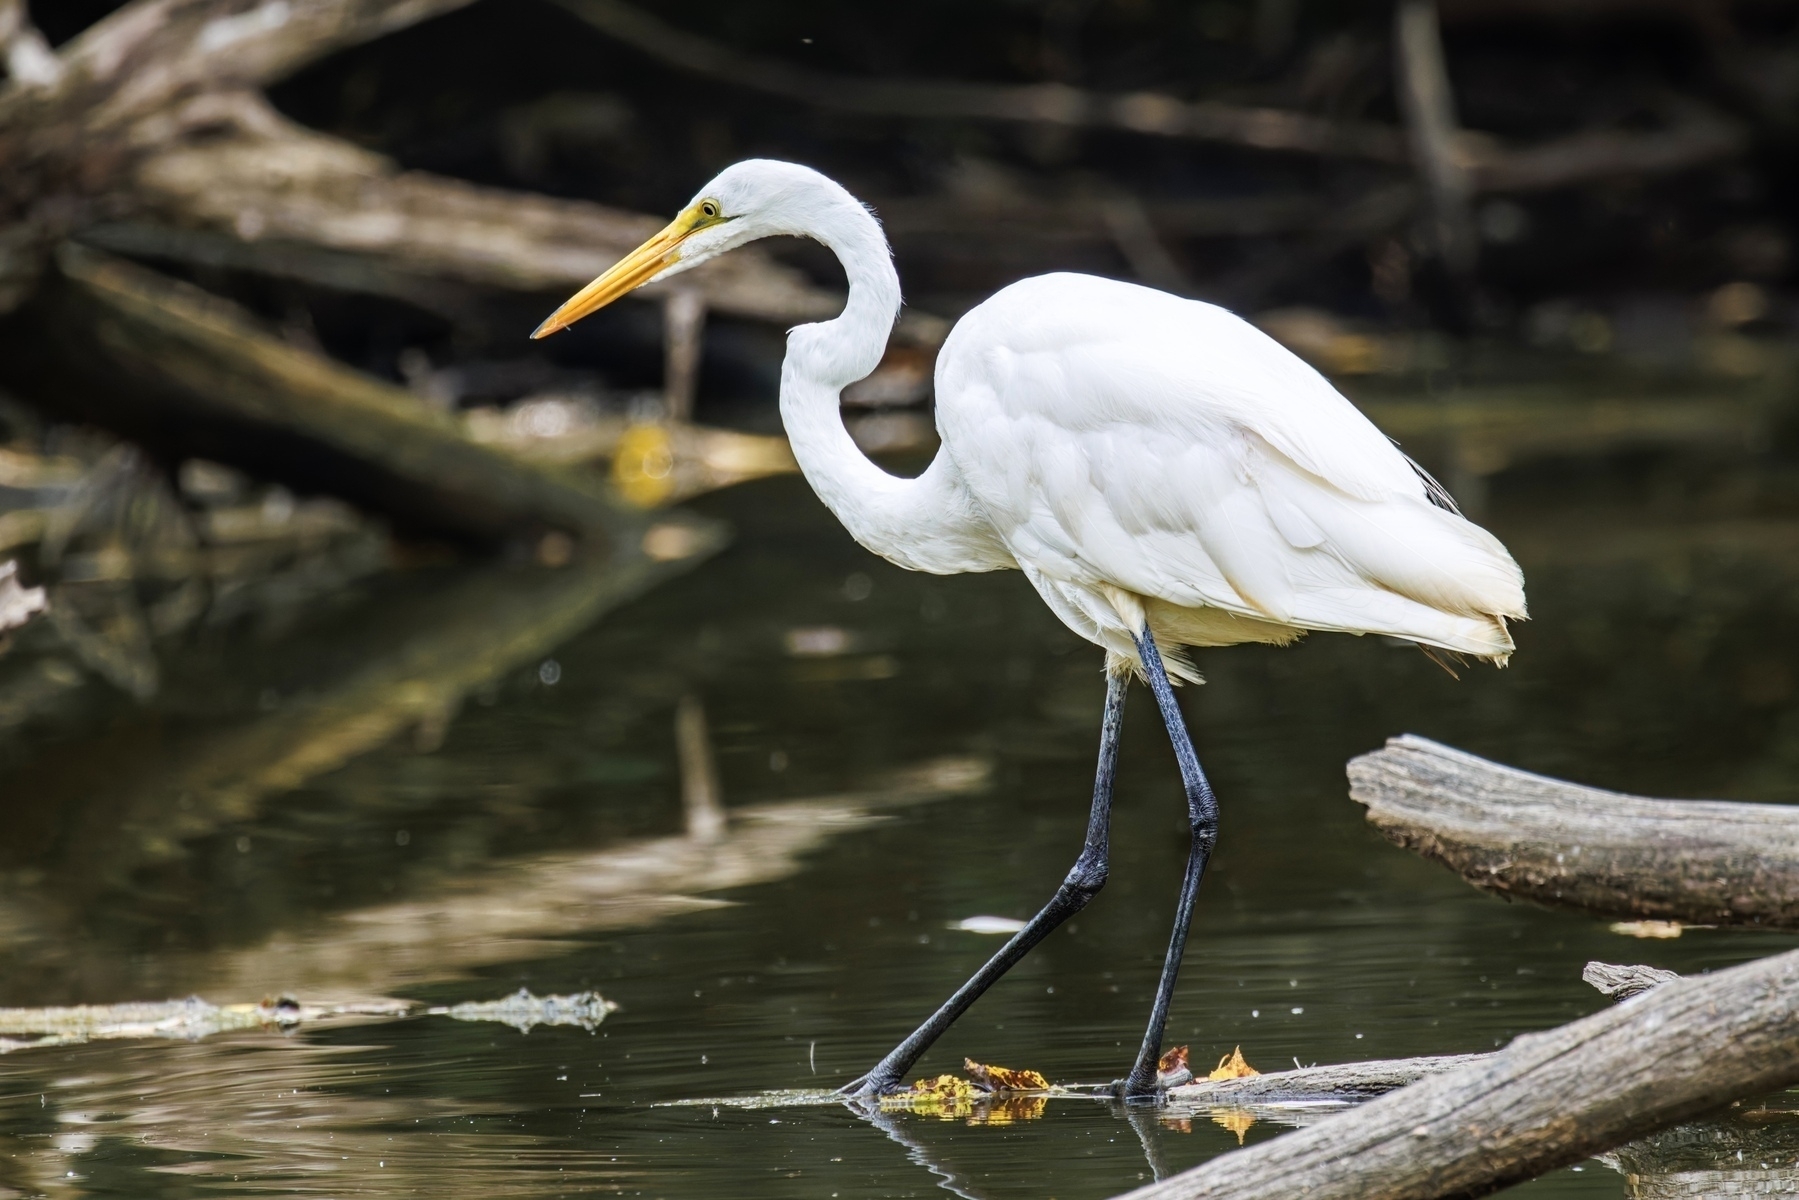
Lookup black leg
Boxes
[841,671,1128,1099]
[1118,625,1220,1101]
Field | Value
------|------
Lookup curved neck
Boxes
[778,190,1000,574]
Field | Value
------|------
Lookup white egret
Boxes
[533,159,1526,1101]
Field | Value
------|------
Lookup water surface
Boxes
[3,467,1798,1198]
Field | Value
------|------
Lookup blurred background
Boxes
[0,2,1797,1198]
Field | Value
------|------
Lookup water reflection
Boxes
[0,467,1798,1197]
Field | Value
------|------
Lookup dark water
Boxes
[3,468,1799,1198]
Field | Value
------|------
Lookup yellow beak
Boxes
[531,208,705,339]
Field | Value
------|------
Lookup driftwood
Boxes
[1347,734,1799,928]
[1113,946,1799,1200]
[0,0,845,329]
[103,91,840,324]
[558,0,1747,195]
[1583,961,1682,1000]
[0,0,475,309]
[9,244,641,543]
[0,987,617,1052]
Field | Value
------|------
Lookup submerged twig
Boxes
[0,988,616,1052]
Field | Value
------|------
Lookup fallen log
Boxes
[0,0,847,336]
[102,91,841,325]
[0,0,480,309]
[4,244,642,543]
[1113,946,1799,1200]
[1347,734,1799,929]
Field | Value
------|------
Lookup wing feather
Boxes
[934,273,1526,655]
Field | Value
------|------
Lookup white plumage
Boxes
[936,272,1524,677]
[535,158,1525,681]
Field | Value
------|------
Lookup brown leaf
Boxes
[1207,1046,1260,1081]
[962,1058,1050,1093]
[1158,1045,1190,1075]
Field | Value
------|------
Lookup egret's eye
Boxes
[700,200,720,219]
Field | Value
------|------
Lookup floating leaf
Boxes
[1609,920,1683,939]
[970,1095,1049,1124]
[1210,1107,1257,1145]
[884,1074,980,1119]
[1208,1046,1260,1082]
[963,1059,1049,1093]
[910,1074,978,1099]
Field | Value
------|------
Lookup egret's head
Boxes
[531,159,839,339]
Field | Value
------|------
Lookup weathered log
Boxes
[1347,734,1799,928]
[1113,946,1799,1200]
[6,244,644,543]
[103,91,841,324]
[0,0,844,334]
[0,0,481,308]
[1583,961,1681,1000]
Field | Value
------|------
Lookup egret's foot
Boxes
[836,1071,903,1102]
[1111,1076,1167,1105]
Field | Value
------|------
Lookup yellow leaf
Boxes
[611,422,677,507]
[883,1074,979,1119]
[1210,1107,1257,1145]
[962,1059,1050,1093]
[970,1095,1049,1124]
[1208,1046,1260,1082]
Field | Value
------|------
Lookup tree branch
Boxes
[550,0,1409,163]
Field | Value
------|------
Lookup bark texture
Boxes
[1347,734,1799,928]
[1167,1053,1492,1106]
[0,0,843,323]
[1114,946,1799,1200]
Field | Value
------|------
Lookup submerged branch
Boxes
[0,988,614,1051]
[1347,734,1799,928]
